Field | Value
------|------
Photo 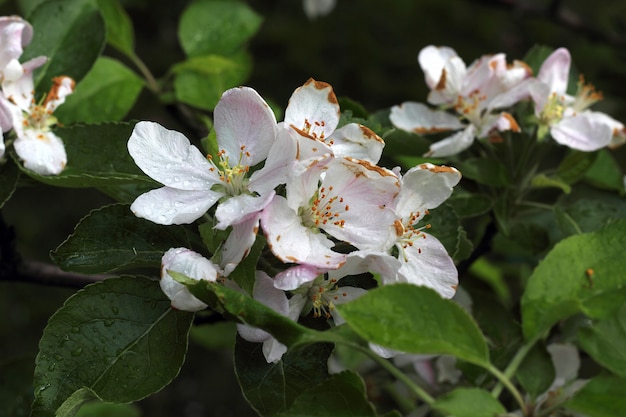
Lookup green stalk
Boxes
[487,364,527,415]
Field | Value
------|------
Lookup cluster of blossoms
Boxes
[390,45,626,157]
[0,16,74,175]
[128,78,462,363]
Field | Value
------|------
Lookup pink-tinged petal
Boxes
[285,155,330,211]
[395,163,461,221]
[537,47,571,95]
[418,45,459,90]
[488,78,533,110]
[318,158,399,250]
[220,214,262,276]
[274,264,322,290]
[390,102,464,134]
[214,86,277,166]
[552,113,613,151]
[397,233,458,299]
[248,128,297,194]
[328,123,384,164]
[328,250,402,281]
[425,124,476,158]
[261,195,346,269]
[284,78,340,140]
[0,131,4,158]
[215,190,275,230]
[0,96,14,132]
[528,79,552,115]
[0,18,32,70]
[160,247,218,312]
[128,121,220,190]
[14,130,66,175]
[131,187,223,225]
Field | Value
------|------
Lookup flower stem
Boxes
[487,364,527,415]
[129,53,160,94]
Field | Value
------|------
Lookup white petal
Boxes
[44,76,75,112]
[131,187,223,225]
[427,56,467,105]
[0,18,32,69]
[327,123,384,164]
[14,130,66,175]
[214,86,277,166]
[284,78,340,140]
[248,128,297,195]
[552,113,612,151]
[261,195,345,269]
[397,233,458,299]
[395,163,461,221]
[303,0,336,19]
[426,125,476,158]
[127,121,220,190]
[262,337,288,363]
[274,264,321,290]
[328,250,402,281]
[215,191,275,230]
[418,45,459,90]
[537,48,571,95]
[329,286,367,325]
[547,343,580,389]
[220,213,261,276]
[390,102,464,133]
[161,247,218,312]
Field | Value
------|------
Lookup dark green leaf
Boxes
[235,336,333,416]
[515,343,555,399]
[75,402,140,417]
[447,192,493,218]
[31,276,194,417]
[432,388,506,417]
[51,204,201,274]
[17,122,154,188]
[426,203,473,262]
[565,374,626,417]
[178,0,262,57]
[0,158,19,208]
[198,220,230,255]
[54,57,144,124]
[173,53,251,111]
[96,0,134,56]
[521,219,626,340]
[455,158,509,187]
[557,150,597,184]
[336,284,490,367]
[276,371,377,417]
[22,0,106,93]
[584,149,624,191]
[577,303,626,377]
[54,387,98,417]
[555,188,626,237]
[0,355,34,417]
[531,173,571,194]
[228,234,266,295]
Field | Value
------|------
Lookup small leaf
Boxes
[531,173,571,194]
[426,203,473,262]
[521,219,626,340]
[22,0,106,93]
[31,276,194,417]
[447,193,493,218]
[515,343,555,399]
[96,0,134,56]
[51,204,202,274]
[54,387,98,417]
[577,303,626,377]
[17,122,154,187]
[235,336,333,416]
[0,158,19,208]
[584,149,624,191]
[276,371,377,417]
[228,234,266,295]
[455,158,510,187]
[565,374,626,417]
[178,0,262,57]
[54,57,144,124]
[336,284,490,367]
[432,388,506,417]
[557,150,597,184]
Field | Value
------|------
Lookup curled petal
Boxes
[274,264,322,291]
[131,187,223,225]
[425,125,476,158]
[285,78,340,140]
[418,45,459,91]
[390,102,464,134]
[328,123,384,164]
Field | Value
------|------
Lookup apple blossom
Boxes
[391,45,531,157]
[530,47,626,151]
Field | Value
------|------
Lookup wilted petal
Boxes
[426,124,476,157]
[131,186,223,225]
[284,78,340,140]
[128,121,220,190]
[391,102,465,133]
[160,247,218,312]
[214,86,277,166]
[44,76,75,112]
[328,123,384,164]
[552,113,612,151]
[13,130,66,175]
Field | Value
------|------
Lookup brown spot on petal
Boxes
[276,235,281,242]
[344,157,398,178]
[502,112,520,132]
[435,69,447,90]
[418,163,459,175]
[451,284,458,291]
[394,219,404,236]
[44,76,75,106]
[286,256,298,263]
[412,127,454,134]
[359,125,384,143]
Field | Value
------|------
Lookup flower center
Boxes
[305,276,348,319]
[454,90,486,125]
[572,75,603,112]
[23,103,57,132]
[301,185,347,229]
[394,213,431,262]
[209,146,251,196]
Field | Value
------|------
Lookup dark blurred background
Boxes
[2,0,626,416]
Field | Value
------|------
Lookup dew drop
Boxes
[71,347,83,356]
[111,306,119,315]
[38,383,51,392]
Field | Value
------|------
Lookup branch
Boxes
[10,260,110,288]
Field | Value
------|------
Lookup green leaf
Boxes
[22,0,106,93]
[432,388,506,417]
[228,234,266,295]
[95,0,134,56]
[276,371,377,417]
[54,387,98,417]
[235,336,334,416]
[51,204,201,274]
[198,220,230,255]
[425,203,473,262]
[515,343,555,399]
[577,303,626,377]
[336,284,490,367]
[565,374,626,417]
[584,149,624,192]
[54,57,144,124]
[447,192,493,218]
[16,122,153,187]
[555,189,626,236]
[557,150,597,184]
[433,388,506,417]
[31,276,194,417]
[0,159,19,208]
[455,158,509,187]
[178,0,262,57]
[521,219,626,340]
[75,402,140,417]
[531,173,571,194]
[173,53,251,111]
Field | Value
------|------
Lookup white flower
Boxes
[302,0,336,19]
[160,247,219,312]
